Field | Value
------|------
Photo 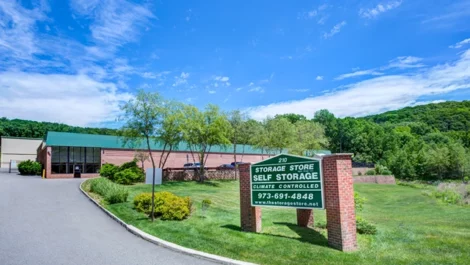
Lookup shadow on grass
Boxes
[196,181,221,187]
[221,223,328,247]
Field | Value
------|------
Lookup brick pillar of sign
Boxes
[323,154,358,251]
[239,163,262,232]
[296,209,314,227]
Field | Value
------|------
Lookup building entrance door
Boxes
[73,165,82,178]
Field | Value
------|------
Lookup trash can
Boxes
[74,165,81,178]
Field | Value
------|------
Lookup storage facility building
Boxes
[0,136,42,171]
[38,131,274,179]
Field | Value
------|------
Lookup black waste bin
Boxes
[74,166,81,178]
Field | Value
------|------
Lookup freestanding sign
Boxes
[240,154,358,252]
[250,154,324,209]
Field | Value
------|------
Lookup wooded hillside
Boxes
[0,118,118,139]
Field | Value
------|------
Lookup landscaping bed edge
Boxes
[79,180,256,265]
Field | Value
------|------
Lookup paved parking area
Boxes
[0,173,215,265]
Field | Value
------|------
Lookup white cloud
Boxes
[213,75,230,87]
[335,70,384,80]
[323,21,346,39]
[248,86,264,93]
[141,71,171,79]
[172,72,190,87]
[236,87,243,91]
[288,89,310,93]
[386,56,425,69]
[336,56,424,80]
[298,4,328,20]
[0,0,46,60]
[214,76,229,82]
[317,16,328,25]
[359,1,402,18]
[208,90,216,94]
[0,72,132,126]
[450,38,470,49]
[316,76,324,81]
[247,49,470,120]
[71,0,154,48]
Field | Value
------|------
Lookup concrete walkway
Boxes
[0,173,215,265]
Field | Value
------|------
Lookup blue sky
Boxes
[1,0,470,126]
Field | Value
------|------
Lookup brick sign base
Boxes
[239,154,358,252]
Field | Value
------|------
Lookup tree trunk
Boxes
[146,136,156,222]
[162,145,173,169]
[158,142,168,168]
[199,149,205,182]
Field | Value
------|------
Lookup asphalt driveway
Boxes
[0,173,215,265]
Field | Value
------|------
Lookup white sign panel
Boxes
[145,168,162,185]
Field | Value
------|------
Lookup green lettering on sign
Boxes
[250,154,324,209]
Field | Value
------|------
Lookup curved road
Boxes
[0,173,215,265]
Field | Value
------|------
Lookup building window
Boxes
[50,146,101,174]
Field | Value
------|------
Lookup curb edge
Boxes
[79,181,257,265]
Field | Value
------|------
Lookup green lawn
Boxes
[84,180,470,265]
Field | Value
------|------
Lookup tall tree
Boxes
[228,110,247,171]
[120,90,164,221]
[289,120,328,156]
[265,117,296,153]
[181,104,232,182]
[157,101,185,169]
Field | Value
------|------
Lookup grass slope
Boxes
[86,180,470,265]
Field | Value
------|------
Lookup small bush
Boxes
[114,168,144,185]
[90,178,128,204]
[464,176,469,184]
[100,163,118,179]
[356,216,377,235]
[365,169,376,176]
[18,160,42,175]
[134,193,153,213]
[119,159,140,171]
[381,169,392,175]
[202,199,212,207]
[133,191,191,220]
[354,192,366,212]
[357,171,363,176]
[431,188,463,205]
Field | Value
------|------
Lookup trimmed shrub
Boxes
[133,191,192,220]
[18,160,42,175]
[357,171,363,176]
[114,168,144,185]
[134,193,153,213]
[119,159,140,171]
[356,216,377,235]
[464,176,469,184]
[102,159,144,185]
[100,163,118,179]
[90,178,128,204]
[365,169,376,176]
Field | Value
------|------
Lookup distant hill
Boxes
[363,101,470,132]
[0,118,118,139]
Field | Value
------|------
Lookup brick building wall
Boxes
[101,149,271,169]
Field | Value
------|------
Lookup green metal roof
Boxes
[44,131,269,154]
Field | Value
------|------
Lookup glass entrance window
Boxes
[50,146,101,174]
